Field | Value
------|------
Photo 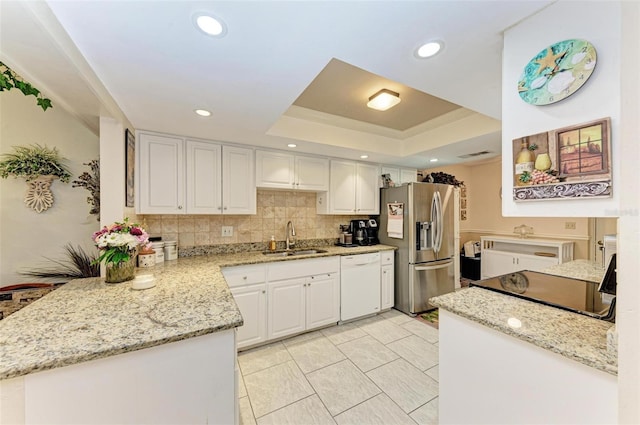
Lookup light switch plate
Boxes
[222,226,233,237]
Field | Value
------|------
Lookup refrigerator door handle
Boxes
[414,260,452,271]
[437,190,444,251]
[430,193,438,252]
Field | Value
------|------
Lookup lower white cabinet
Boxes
[305,273,341,329]
[381,250,395,310]
[230,284,267,348]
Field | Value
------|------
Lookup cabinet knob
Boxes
[243,276,247,280]
[178,205,183,210]
[224,206,228,210]
[217,206,222,210]
[262,290,266,294]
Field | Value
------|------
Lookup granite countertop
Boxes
[430,287,617,375]
[541,259,605,283]
[0,244,395,380]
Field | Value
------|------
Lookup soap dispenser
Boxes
[269,236,277,251]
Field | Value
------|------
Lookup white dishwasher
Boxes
[340,252,381,321]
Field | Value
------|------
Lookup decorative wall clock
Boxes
[517,39,597,106]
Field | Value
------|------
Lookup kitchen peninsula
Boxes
[0,244,393,424]
[431,284,617,424]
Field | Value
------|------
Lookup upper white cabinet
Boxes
[137,131,256,214]
[255,150,329,191]
[381,166,417,185]
[138,133,184,214]
[317,160,380,215]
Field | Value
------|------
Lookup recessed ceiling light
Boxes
[195,109,211,117]
[430,158,439,162]
[194,13,227,37]
[360,155,369,159]
[287,143,297,148]
[416,40,443,58]
[366,89,401,111]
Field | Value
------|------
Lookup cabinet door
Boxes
[138,133,184,214]
[400,168,417,183]
[268,278,306,340]
[329,160,357,214]
[380,166,400,186]
[356,162,380,214]
[481,250,517,279]
[516,254,558,273]
[223,146,256,214]
[305,273,340,330]
[295,155,329,191]
[256,150,295,189]
[381,264,395,310]
[186,140,222,214]
[230,284,267,349]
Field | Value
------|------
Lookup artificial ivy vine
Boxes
[0,61,53,111]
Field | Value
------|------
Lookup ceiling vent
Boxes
[458,150,491,159]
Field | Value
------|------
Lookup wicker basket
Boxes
[0,284,58,320]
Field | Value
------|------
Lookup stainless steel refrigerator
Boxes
[379,182,455,315]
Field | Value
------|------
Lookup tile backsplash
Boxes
[141,189,368,248]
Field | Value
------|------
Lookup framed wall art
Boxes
[125,129,135,207]
[512,117,611,201]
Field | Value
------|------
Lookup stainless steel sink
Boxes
[262,249,327,257]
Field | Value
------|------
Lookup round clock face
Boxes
[517,39,597,106]
[499,272,529,294]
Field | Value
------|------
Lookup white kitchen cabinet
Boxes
[137,131,255,214]
[380,250,395,310]
[255,150,329,191]
[480,236,574,279]
[138,133,184,214]
[230,284,267,348]
[268,277,306,340]
[317,159,380,215]
[305,272,340,329]
[223,145,256,214]
[381,166,417,186]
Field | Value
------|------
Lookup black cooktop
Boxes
[470,270,615,321]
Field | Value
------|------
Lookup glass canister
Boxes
[163,240,178,261]
[150,241,165,263]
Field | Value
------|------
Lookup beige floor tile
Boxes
[409,397,439,425]
[256,395,336,425]
[239,396,256,425]
[386,335,438,371]
[401,320,439,343]
[238,342,292,376]
[244,360,315,418]
[337,335,399,372]
[321,323,367,345]
[357,318,412,344]
[366,359,439,414]
[334,393,417,425]
[307,360,381,416]
[286,336,346,373]
[425,365,439,382]
[281,330,324,348]
[239,371,248,398]
[380,309,414,325]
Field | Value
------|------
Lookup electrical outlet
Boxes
[565,222,576,230]
[221,226,233,237]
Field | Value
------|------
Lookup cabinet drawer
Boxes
[222,264,266,287]
[381,250,394,266]
[268,257,339,281]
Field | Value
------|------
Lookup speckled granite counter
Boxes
[0,244,395,380]
[430,287,617,375]
[542,259,605,283]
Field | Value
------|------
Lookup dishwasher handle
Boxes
[414,260,452,271]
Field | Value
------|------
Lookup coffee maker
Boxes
[349,219,379,246]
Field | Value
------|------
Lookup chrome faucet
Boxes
[286,221,296,250]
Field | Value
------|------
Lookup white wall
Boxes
[0,90,99,285]
[502,1,621,218]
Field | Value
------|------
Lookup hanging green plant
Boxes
[0,144,71,182]
[0,61,53,111]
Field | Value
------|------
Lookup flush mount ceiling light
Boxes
[195,109,211,117]
[287,143,297,148]
[366,89,401,111]
[430,158,439,162]
[360,155,369,159]
[194,13,227,37]
[415,40,443,58]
